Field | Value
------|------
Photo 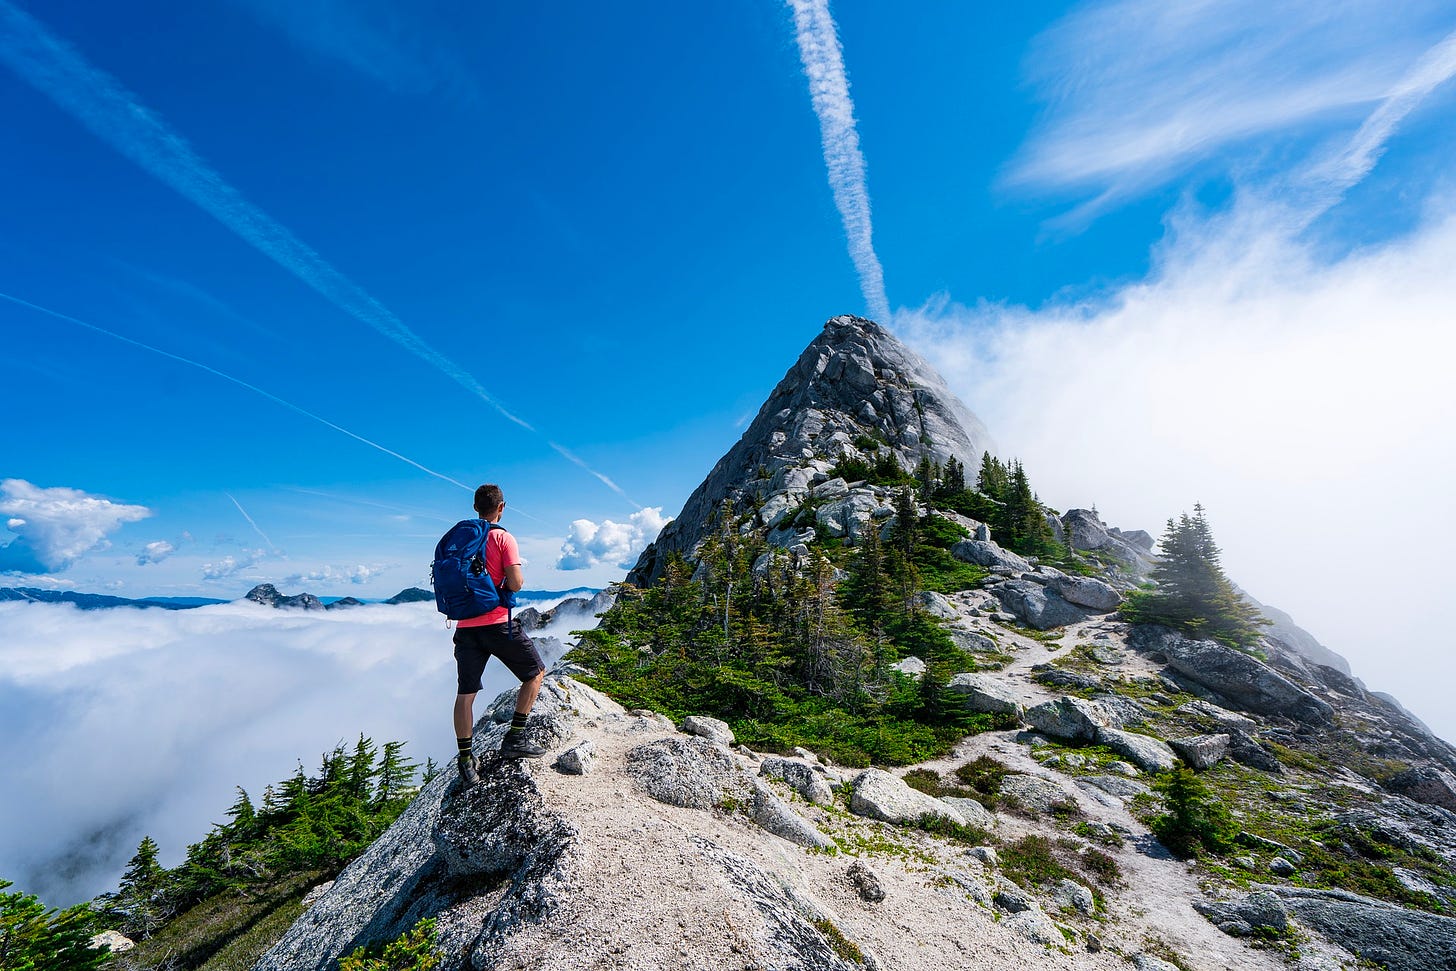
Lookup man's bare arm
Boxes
[503,564,525,592]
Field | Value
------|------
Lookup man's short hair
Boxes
[474,484,504,516]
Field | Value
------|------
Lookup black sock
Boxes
[457,737,472,757]
[510,711,529,732]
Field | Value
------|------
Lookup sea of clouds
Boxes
[0,593,598,906]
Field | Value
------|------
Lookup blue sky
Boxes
[4,2,1456,731]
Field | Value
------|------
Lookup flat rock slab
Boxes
[1076,775,1152,800]
[947,673,1024,717]
[1025,696,1119,742]
[947,629,1000,654]
[1096,727,1179,772]
[993,579,1090,630]
[626,737,830,849]
[1002,909,1065,946]
[998,774,1079,815]
[1131,626,1333,724]
[1049,575,1121,611]
[951,539,1031,573]
[759,756,834,806]
[1169,734,1230,771]
[940,796,995,830]
[627,736,755,810]
[849,768,966,827]
[682,715,736,745]
[1269,886,1456,971]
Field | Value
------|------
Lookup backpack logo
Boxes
[430,520,516,620]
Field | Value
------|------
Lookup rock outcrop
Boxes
[1267,886,1456,971]
[628,316,994,585]
[1130,626,1334,724]
[1060,509,1156,575]
[244,583,324,610]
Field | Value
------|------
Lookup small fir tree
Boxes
[975,451,1007,499]
[1151,768,1236,858]
[1124,504,1268,647]
[114,836,169,939]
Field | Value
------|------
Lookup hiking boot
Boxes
[457,752,480,786]
[499,730,547,759]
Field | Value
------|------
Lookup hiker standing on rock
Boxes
[442,484,547,785]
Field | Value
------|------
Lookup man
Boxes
[453,483,547,785]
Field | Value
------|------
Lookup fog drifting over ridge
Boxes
[897,200,1456,747]
[0,595,594,906]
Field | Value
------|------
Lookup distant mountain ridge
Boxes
[0,584,603,612]
[0,587,227,610]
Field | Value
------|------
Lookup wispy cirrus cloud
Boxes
[0,1,634,508]
[235,0,475,99]
[0,480,151,574]
[1008,0,1456,223]
[786,0,890,324]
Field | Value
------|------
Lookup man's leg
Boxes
[514,669,544,719]
[453,692,477,739]
[453,629,488,785]
[497,623,548,758]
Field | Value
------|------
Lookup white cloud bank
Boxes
[0,479,151,574]
[0,600,569,906]
[556,507,669,571]
[896,199,1456,744]
[898,0,1456,743]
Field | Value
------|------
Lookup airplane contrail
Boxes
[786,0,891,324]
[284,485,549,526]
[0,290,473,491]
[226,493,277,552]
[0,0,637,507]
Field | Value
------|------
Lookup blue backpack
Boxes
[431,520,517,621]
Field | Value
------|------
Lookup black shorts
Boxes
[453,621,544,695]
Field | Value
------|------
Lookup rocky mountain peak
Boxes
[629,315,994,584]
[244,583,324,610]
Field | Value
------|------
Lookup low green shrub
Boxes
[339,917,440,971]
[1151,768,1237,858]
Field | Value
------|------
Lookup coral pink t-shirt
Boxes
[456,527,520,627]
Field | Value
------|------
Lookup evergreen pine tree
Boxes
[976,451,1007,499]
[1126,505,1268,647]
[872,450,902,483]
[376,742,418,808]
[890,486,919,558]
[942,457,965,494]
[346,735,378,802]
[914,456,936,495]
[115,836,169,939]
